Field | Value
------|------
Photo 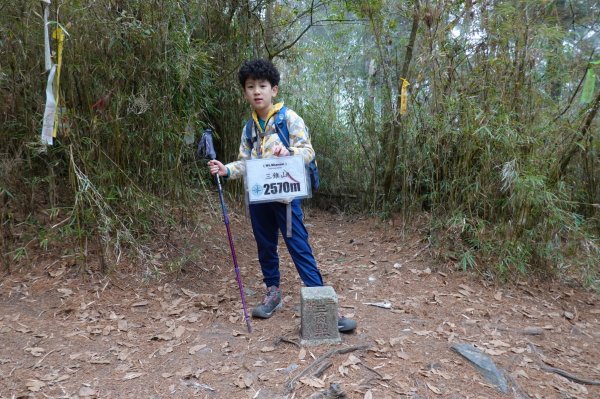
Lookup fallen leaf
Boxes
[522,327,544,335]
[117,319,128,331]
[25,347,45,357]
[458,284,474,292]
[117,349,137,361]
[414,330,432,336]
[168,308,185,316]
[426,382,442,394]
[123,372,144,380]
[174,325,185,338]
[189,344,207,355]
[79,386,96,397]
[260,346,275,352]
[542,325,554,330]
[49,268,65,278]
[298,348,306,360]
[159,346,173,355]
[431,368,451,380]
[26,379,45,392]
[131,300,149,307]
[176,366,193,377]
[484,348,507,356]
[234,373,254,388]
[299,376,325,388]
[58,288,73,298]
[181,288,198,298]
[514,369,529,379]
[186,313,200,323]
[342,354,361,367]
[494,291,503,301]
[152,333,173,341]
[488,339,510,347]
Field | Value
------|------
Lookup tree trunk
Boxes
[554,89,600,182]
[382,1,420,204]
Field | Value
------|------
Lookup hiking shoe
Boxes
[338,312,357,333]
[252,286,282,319]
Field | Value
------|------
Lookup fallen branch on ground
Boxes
[275,336,301,348]
[286,344,372,392]
[528,343,600,386]
[540,366,600,386]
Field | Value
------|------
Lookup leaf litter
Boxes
[1,210,599,398]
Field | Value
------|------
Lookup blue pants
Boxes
[249,199,323,288]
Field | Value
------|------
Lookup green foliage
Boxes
[1,0,598,285]
[0,0,254,270]
[283,0,599,284]
[579,60,600,104]
[581,65,597,104]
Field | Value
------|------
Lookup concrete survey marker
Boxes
[300,286,341,346]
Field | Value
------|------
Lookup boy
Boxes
[208,59,356,332]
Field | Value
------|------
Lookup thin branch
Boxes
[555,88,600,181]
[553,50,596,122]
[541,365,600,386]
[268,0,315,59]
[261,0,365,59]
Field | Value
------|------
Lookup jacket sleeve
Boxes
[286,109,315,164]
[225,127,252,180]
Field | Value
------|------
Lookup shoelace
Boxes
[262,290,278,305]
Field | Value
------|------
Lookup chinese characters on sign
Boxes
[245,155,311,203]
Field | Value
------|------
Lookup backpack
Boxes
[244,106,320,191]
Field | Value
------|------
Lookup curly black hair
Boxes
[238,59,280,88]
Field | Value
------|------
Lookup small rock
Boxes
[564,311,575,320]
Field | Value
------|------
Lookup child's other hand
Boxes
[208,160,228,176]
[273,144,290,157]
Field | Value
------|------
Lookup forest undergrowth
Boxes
[1,1,598,288]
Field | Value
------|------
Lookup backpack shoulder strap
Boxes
[274,106,290,147]
[244,119,254,149]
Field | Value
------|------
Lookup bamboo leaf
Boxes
[580,68,596,104]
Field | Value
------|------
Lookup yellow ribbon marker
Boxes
[400,78,409,115]
[52,27,65,139]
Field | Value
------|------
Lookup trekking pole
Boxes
[198,129,252,333]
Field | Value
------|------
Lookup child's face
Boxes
[243,78,278,115]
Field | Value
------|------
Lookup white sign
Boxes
[245,155,311,203]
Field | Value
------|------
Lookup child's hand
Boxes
[207,160,228,176]
[273,144,290,157]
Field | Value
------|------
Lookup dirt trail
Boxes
[1,208,599,398]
